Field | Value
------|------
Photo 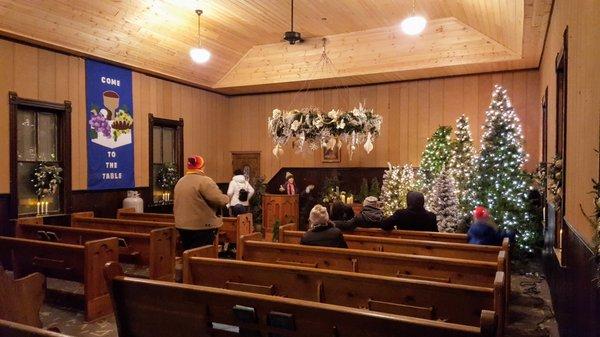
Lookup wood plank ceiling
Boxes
[0,0,552,95]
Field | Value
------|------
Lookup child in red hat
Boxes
[467,206,515,245]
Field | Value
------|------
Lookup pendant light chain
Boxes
[196,9,203,48]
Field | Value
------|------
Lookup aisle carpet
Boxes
[39,260,558,337]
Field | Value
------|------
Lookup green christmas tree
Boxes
[419,126,453,187]
[473,85,535,253]
[448,115,476,223]
[357,178,370,202]
[369,177,381,198]
[380,163,419,216]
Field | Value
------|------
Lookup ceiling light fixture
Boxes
[190,9,210,63]
[400,0,427,35]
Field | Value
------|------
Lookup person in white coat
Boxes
[227,169,255,216]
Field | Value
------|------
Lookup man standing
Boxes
[174,155,229,250]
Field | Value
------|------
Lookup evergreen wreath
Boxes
[156,163,180,191]
[31,163,63,199]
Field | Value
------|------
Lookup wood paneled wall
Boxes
[539,0,600,244]
[227,70,540,181]
[0,39,229,193]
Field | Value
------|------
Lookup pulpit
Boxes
[262,194,299,240]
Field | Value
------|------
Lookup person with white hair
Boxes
[300,204,348,248]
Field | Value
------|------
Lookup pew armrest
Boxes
[480,310,497,337]
[182,245,218,283]
[149,227,177,281]
[237,232,263,260]
[278,223,297,243]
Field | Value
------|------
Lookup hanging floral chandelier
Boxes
[267,38,383,159]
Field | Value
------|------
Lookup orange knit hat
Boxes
[187,155,205,170]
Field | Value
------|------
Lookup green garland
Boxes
[31,163,63,199]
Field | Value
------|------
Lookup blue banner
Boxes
[86,60,135,190]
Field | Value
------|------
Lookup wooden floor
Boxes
[33,260,558,337]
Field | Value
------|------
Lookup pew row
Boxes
[0,319,72,337]
[238,233,502,288]
[15,223,176,281]
[182,255,505,332]
[116,208,254,246]
[0,236,118,321]
[0,266,45,327]
[104,262,497,337]
[280,222,469,243]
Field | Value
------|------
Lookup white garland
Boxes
[267,103,382,158]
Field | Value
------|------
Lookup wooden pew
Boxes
[0,267,45,328]
[15,223,176,281]
[0,319,72,337]
[182,255,505,332]
[280,223,512,299]
[0,236,118,321]
[71,212,172,233]
[238,233,501,288]
[117,208,254,247]
[280,223,469,243]
[104,262,497,337]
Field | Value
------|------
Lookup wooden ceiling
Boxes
[0,0,552,95]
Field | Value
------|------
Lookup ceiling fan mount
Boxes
[283,0,303,44]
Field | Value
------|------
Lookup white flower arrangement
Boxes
[267,103,382,157]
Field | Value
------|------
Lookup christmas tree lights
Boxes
[419,126,453,187]
[430,167,461,232]
[448,115,477,224]
[473,85,535,253]
[381,163,419,216]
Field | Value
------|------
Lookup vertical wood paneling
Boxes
[226,69,541,180]
[0,40,14,193]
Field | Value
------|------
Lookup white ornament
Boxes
[272,144,284,157]
[364,133,374,154]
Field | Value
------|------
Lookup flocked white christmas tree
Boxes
[430,167,461,232]
[473,85,535,253]
[381,163,419,216]
[448,115,476,223]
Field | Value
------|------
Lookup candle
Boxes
[44,202,49,214]
[347,196,354,204]
[36,201,41,215]
[559,229,563,249]
[340,194,346,203]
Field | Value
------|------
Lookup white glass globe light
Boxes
[189,47,211,63]
[400,15,427,35]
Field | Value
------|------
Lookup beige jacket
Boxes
[173,171,229,230]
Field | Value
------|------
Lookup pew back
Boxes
[104,262,497,337]
[0,319,72,337]
[183,256,504,327]
[238,236,500,288]
[71,212,172,233]
[0,267,45,327]
[0,236,118,321]
[15,223,176,281]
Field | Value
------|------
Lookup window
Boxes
[148,114,183,203]
[9,92,71,217]
[554,27,568,255]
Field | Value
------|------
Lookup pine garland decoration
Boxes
[473,85,535,253]
[430,167,461,232]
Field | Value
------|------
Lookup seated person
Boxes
[381,191,438,232]
[329,201,355,229]
[300,205,348,248]
[335,196,384,231]
[468,206,516,246]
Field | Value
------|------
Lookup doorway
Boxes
[231,152,261,185]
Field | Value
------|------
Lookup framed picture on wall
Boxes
[322,146,341,163]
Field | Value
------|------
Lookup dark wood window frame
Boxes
[148,114,184,200]
[554,27,568,259]
[9,91,72,219]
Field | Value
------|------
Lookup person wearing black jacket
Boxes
[381,191,438,232]
[334,196,384,231]
[300,204,348,248]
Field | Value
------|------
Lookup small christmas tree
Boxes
[357,178,370,202]
[430,168,461,233]
[419,126,453,186]
[448,115,476,223]
[381,163,419,216]
[473,85,535,253]
[369,177,381,198]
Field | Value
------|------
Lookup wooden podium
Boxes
[262,193,299,241]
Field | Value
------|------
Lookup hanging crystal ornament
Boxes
[364,132,374,154]
[273,143,284,157]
